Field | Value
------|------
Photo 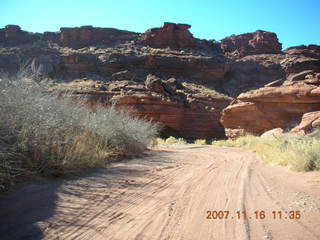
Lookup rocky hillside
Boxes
[0,23,319,139]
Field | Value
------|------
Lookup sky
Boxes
[0,0,319,49]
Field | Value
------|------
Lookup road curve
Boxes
[1,145,320,240]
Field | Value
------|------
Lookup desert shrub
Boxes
[154,136,187,145]
[0,75,159,189]
[212,133,320,171]
[194,139,206,145]
[164,136,187,144]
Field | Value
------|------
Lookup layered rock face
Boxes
[284,44,320,59]
[59,26,138,48]
[0,23,319,139]
[142,22,196,49]
[117,96,229,139]
[0,25,40,46]
[223,54,286,97]
[221,71,320,138]
[223,43,320,97]
[221,30,282,58]
[59,52,229,82]
[282,45,320,75]
[69,78,231,139]
[0,25,138,49]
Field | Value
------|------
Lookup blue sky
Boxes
[1,0,319,49]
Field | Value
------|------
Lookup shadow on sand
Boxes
[0,149,174,240]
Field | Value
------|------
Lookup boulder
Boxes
[291,111,320,133]
[142,22,196,49]
[261,128,284,139]
[145,74,166,94]
[162,78,182,94]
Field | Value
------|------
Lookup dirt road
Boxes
[1,145,320,240]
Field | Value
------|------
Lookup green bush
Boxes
[194,139,206,145]
[154,136,187,145]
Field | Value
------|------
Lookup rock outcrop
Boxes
[0,25,137,49]
[291,111,320,133]
[281,45,320,75]
[284,44,320,59]
[221,71,320,138]
[0,25,40,46]
[221,30,282,58]
[142,22,196,49]
[223,54,286,97]
[83,93,230,139]
[59,26,138,48]
[58,52,229,82]
[0,23,319,139]
[222,43,320,97]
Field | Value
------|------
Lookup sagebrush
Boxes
[0,74,159,189]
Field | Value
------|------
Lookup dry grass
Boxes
[0,74,159,190]
[212,132,320,171]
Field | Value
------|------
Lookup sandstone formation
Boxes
[221,71,320,138]
[284,44,320,59]
[0,25,137,49]
[0,25,40,46]
[58,52,229,82]
[221,30,282,58]
[65,75,231,139]
[281,45,320,75]
[114,95,229,139]
[142,22,196,49]
[59,26,138,48]
[291,111,320,133]
[222,54,286,97]
[222,43,320,97]
[0,23,319,139]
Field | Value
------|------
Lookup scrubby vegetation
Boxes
[213,132,320,171]
[154,136,187,145]
[154,137,208,145]
[194,139,206,145]
[0,74,159,190]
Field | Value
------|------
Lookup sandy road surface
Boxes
[1,145,320,240]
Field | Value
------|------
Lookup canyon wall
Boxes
[1,23,319,139]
